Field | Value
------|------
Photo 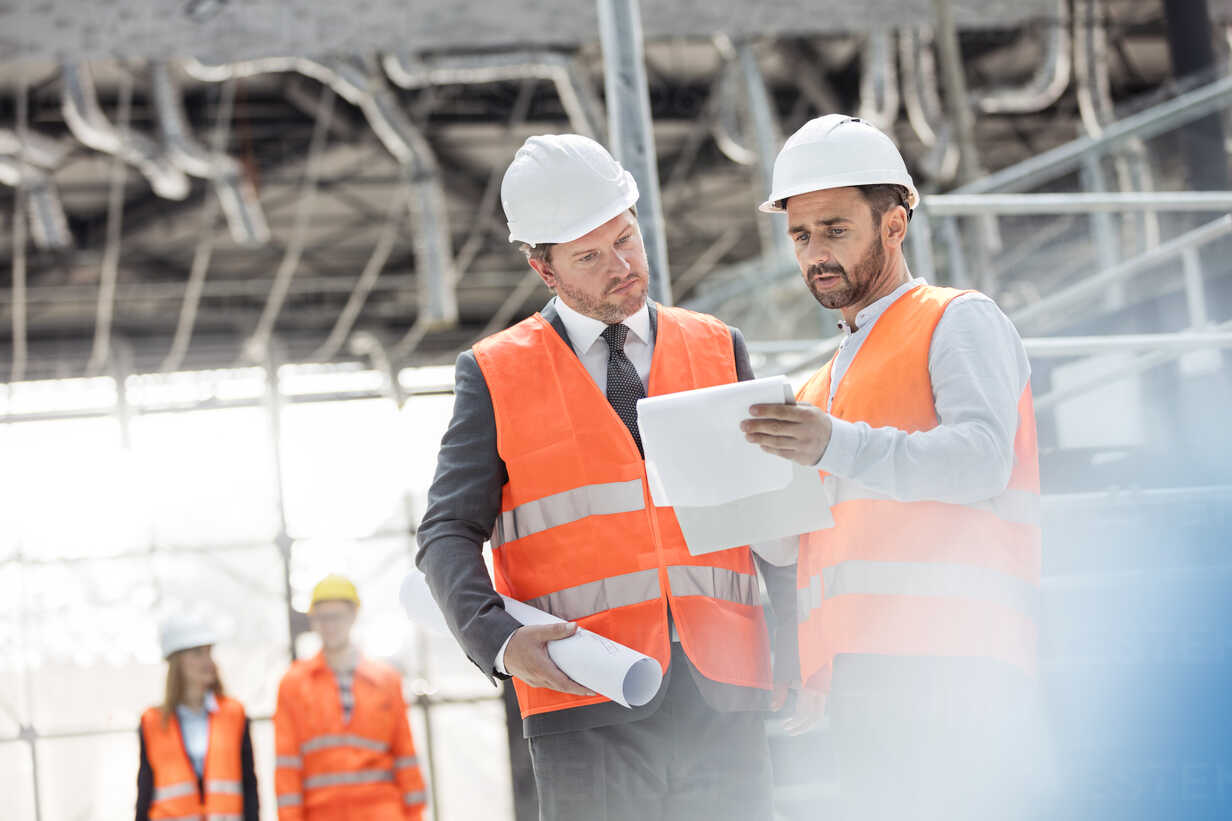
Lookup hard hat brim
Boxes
[758,172,920,214]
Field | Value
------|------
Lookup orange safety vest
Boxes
[140,696,246,821]
[795,285,1041,692]
[473,305,773,718]
[274,653,426,821]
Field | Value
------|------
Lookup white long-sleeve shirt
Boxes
[814,277,1031,505]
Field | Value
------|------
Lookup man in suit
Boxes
[416,134,797,820]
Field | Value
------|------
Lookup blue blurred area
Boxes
[1042,490,1232,821]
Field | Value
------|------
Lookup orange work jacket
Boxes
[795,284,1041,692]
[274,653,427,821]
[140,696,246,821]
[472,305,773,719]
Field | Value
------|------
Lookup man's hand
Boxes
[502,623,595,696]
[782,687,827,736]
[741,403,833,466]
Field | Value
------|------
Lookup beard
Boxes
[804,239,886,310]
[555,272,649,324]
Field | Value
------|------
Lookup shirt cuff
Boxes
[814,415,862,476]
[494,631,514,676]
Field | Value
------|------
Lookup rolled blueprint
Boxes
[501,595,663,708]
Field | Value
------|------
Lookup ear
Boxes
[528,257,555,289]
[882,205,908,251]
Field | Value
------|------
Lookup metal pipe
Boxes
[925,191,1232,215]
[931,0,982,186]
[311,188,408,362]
[382,51,605,140]
[162,79,238,374]
[185,55,460,330]
[245,85,335,363]
[737,40,793,262]
[954,74,1232,195]
[976,0,1071,114]
[8,77,29,384]
[0,127,70,169]
[710,35,758,167]
[1033,318,1232,410]
[151,64,269,246]
[0,157,73,251]
[857,29,900,133]
[597,0,673,306]
[900,28,960,184]
[86,71,133,377]
[60,62,190,201]
[1011,214,1232,332]
[1023,331,1232,357]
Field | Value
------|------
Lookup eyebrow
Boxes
[788,217,853,234]
[570,229,635,258]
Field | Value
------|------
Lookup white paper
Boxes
[637,375,797,508]
[501,596,663,708]
[398,571,453,636]
[671,461,836,557]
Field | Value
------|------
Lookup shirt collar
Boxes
[837,276,926,335]
[553,296,651,354]
[177,690,218,718]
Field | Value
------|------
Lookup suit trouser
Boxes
[527,644,773,821]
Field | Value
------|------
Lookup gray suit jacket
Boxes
[416,300,798,737]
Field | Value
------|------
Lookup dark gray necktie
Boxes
[601,323,646,455]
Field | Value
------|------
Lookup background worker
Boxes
[274,574,428,821]
[417,133,797,821]
[742,114,1048,820]
[136,614,258,821]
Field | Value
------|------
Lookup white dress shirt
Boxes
[175,690,219,778]
[552,296,653,391]
[495,296,655,676]
[815,277,1031,505]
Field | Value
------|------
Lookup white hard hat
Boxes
[759,114,918,213]
[159,614,218,659]
[502,134,639,247]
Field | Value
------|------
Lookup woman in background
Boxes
[136,614,259,821]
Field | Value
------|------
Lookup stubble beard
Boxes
[555,274,649,324]
[806,239,886,311]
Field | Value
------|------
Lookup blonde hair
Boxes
[161,650,226,725]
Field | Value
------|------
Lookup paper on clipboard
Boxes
[636,375,835,558]
[638,375,797,508]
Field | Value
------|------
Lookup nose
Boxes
[805,235,832,267]
[609,246,633,274]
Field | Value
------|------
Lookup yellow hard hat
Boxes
[310,574,360,608]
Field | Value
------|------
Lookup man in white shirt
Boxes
[741,115,1048,820]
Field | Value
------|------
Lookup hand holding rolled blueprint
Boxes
[502,595,663,708]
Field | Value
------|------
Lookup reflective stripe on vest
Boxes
[208,815,243,821]
[152,782,197,802]
[204,780,243,795]
[303,768,394,789]
[798,561,1039,624]
[666,565,759,606]
[405,790,428,805]
[525,568,660,620]
[300,733,389,755]
[492,479,645,548]
[276,793,302,807]
[275,755,301,769]
[394,756,419,769]
[824,475,1041,527]
[524,565,759,623]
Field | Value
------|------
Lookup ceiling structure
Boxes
[0,0,1223,380]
